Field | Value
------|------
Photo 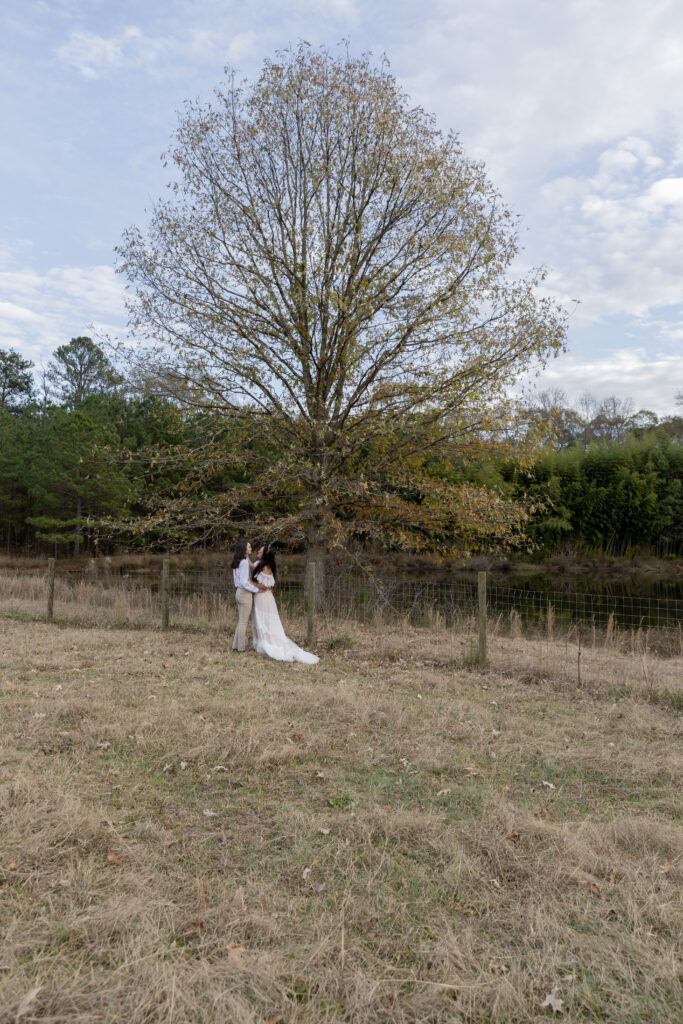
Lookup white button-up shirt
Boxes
[233,558,259,593]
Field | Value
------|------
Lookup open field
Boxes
[1,616,682,1023]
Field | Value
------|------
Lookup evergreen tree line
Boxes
[502,437,683,556]
[1,340,682,558]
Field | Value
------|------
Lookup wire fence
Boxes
[1,562,681,697]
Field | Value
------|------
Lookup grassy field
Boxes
[0,615,681,1023]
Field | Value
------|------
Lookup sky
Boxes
[1,0,682,416]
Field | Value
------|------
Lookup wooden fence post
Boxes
[161,558,170,630]
[306,561,316,649]
[46,557,55,624]
[477,571,487,669]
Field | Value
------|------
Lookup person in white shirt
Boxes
[231,539,266,652]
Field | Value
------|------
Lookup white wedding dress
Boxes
[252,571,319,664]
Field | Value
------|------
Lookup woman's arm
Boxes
[238,559,266,592]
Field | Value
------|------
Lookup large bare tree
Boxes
[118,45,566,587]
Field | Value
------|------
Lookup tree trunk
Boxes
[74,494,82,559]
[305,515,327,612]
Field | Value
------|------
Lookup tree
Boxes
[118,44,566,587]
[45,336,116,408]
[0,407,32,551]
[0,348,34,412]
[503,431,683,556]
[523,388,583,447]
[28,408,131,557]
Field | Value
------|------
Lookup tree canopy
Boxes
[46,336,117,408]
[119,46,567,572]
[0,348,34,412]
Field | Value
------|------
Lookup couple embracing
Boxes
[231,540,319,665]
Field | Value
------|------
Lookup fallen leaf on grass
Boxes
[8,862,17,870]
[302,867,311,880]
[541,989,563,1013]
[16,985,42,1019]
[578,879,601,896]
[264,1015,285,1024]
[659,857,673,875]
[227,943,245,961]
[106,851,130,865]
[501,784,511,792]
[505,832,521,843]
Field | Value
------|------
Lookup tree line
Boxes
[1,338,681,559]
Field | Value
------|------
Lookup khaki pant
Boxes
[232,588,253,651]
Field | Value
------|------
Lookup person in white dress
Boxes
[251,545,319,664]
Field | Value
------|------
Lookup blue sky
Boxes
[2,0,682,414]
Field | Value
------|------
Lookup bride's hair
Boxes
[230,538,248,570]
[259,543,276,580]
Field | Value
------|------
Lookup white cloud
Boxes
[539,348,683,416]
[54,1,358,81]
[0,300,47,327]
[0,261,126,365]
[397,0,683,192]
[56,25,171,78]
[536,138,683,324]
[644,177,683,207]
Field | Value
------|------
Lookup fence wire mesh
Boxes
[0,564,681,697]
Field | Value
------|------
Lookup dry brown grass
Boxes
[0,612,681,1024]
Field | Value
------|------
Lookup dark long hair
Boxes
[230,538,249,570]
[259,543,276,580]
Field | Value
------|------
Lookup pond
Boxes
[51,560,683,637]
